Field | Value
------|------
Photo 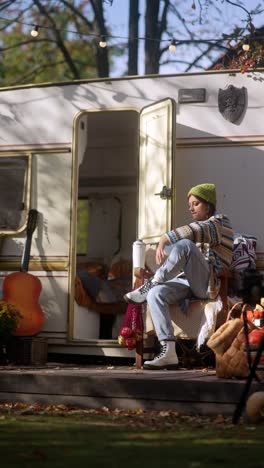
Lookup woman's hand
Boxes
[156,235,170,265]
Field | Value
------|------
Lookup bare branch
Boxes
[0,38,56,52]
[32,0,81,79]
[160,58,205,70]
[224,0,251,19]
[59,0,94,29]
[168,3,196,39]
[7,60,67,86]
[0,2,34,31]
[184,43,224,72]
[0,1,17,12]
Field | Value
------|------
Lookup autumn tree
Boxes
[0,0,263,85]
[0,0,114,85]
[139,0,264,75]
[210,7,264,74]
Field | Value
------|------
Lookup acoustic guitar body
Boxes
[3,271,45,336]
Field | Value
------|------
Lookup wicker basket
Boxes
[207,312,256,378]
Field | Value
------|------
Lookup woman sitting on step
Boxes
[124,183,234,370]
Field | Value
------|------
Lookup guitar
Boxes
[3,209,45,336]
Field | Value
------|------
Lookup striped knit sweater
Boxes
[165,214,234,299]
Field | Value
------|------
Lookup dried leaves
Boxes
[0,402,238,429]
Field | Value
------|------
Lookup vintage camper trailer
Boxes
[0,69,263,358]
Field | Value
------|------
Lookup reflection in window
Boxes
[77,199,90,255]
[0,156,29,232]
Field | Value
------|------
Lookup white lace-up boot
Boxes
[143,340,179,370]
[124,277,160,304]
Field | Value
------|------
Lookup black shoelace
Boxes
[139,280,153,294]
[154,347,167,360]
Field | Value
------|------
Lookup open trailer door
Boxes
[138,98,176,244]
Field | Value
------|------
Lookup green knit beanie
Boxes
[188,183,216,207]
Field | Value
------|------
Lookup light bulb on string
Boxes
[99,35,107,48]
[31,25,39,37]
[242,41,250,51]
[169,38,177,52]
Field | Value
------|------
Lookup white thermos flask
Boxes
[132,239,146,269]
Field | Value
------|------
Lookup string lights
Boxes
[169,38,177,52]
[99,35,107,48]
[0,15,260,53]
[242,41,250,51]
[30,25,39,37]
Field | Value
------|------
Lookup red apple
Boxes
[254,310,264,319]
[240,310,254,322]
[125,337,136,350]
[248,328,264,347]
[120,326,133,338]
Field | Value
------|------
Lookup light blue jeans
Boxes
[147,239,210,341]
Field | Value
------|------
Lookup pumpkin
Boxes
[246,392,264,423]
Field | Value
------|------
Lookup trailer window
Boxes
[0,156,29,232]
[77,199,89,255]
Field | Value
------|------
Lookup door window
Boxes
[0,155,30,232]
[77,198,90,255]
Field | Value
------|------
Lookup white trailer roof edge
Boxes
[1,68,264,93]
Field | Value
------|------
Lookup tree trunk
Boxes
[144,0,169,75]
[144,0,160,74]
[128,0,139,75]
[90,0,109,77]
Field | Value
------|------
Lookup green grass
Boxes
[0,410,263,468]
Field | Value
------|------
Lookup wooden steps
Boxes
[0,364,263,416]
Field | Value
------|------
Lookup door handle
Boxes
[154,185,172,200]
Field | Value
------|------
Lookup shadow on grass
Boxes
[0,414,263,468]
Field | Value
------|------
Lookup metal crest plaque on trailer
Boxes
[218,85,247,123]
[178,88,206,103]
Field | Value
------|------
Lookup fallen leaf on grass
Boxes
[158,411,171,417]
[214,414,225,423]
